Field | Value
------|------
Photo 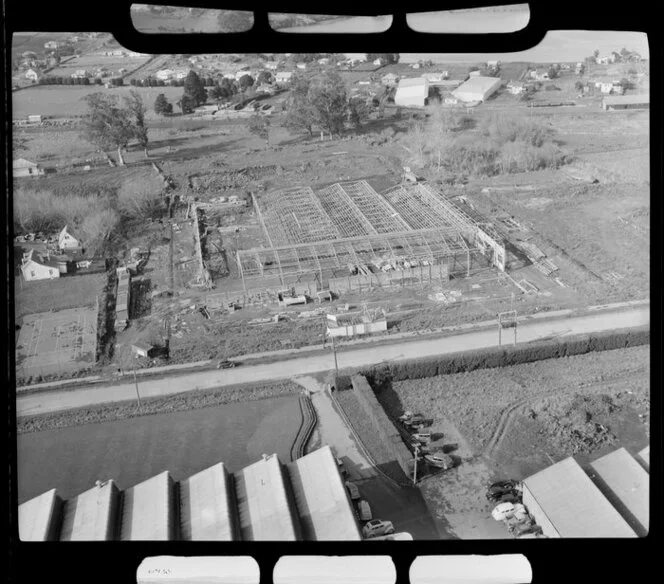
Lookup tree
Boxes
[154,93,173,115]
[209,84,230,101]
[216,10,253,33]
[593,49,600,61]
[283,73,317,138]
[308,70,348,137]
[178,94,196,114]
[257,71,272,85]
[574,80,585,93]
[125,90,149,158]
[347,97,369,130]
[427,105,453,171]
[248,113,271,146]
[80,93,135,166]
[547,67,559,79]
[183,70,207,106]
[238,74,254,91]
[366,53,399,64]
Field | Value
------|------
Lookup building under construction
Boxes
[237,180,507,294]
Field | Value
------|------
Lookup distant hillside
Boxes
[268,13,351,30]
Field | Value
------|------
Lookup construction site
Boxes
[232,180,507,299]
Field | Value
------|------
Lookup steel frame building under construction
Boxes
[237,180,507,291]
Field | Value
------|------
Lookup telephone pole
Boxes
[331,334,339,376]
[133,368,142,411]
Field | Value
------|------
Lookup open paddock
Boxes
[15,307,98,380]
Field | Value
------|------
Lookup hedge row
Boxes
[360,326,650,389]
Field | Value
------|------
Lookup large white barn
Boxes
[452,76,502,103]
[394,77,429,107]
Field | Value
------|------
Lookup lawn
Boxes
[17,392,303,502]
[15,272,105,318]
[12,85,184,119]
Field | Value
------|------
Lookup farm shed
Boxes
[59,480,120,541]
[179,462,238,541]
[137,556,260,584]
[452,76,502,103]
[590,448,649,536]
[637,446,650,470]
[522,457,637,538]
[13,157,45,178]
[286,445,362,541]
[602,94,650,110]
[131,341,157,359]
[119,471,176,540]
[233,454,300,541]
[394,77,429,107]
[18,489,63,541]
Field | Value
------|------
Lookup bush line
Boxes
[360,326,650,389]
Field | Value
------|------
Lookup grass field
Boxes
[15,306,98,381]
[12,85,184,118]
[15,272,105,318]
[17,392,303,502]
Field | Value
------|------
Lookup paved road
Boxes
[17,306,649,417]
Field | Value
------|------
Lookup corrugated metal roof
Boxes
[180,462,236,541]
[137,556,260,584]
[603,94,650,105]
[234,454,298,541]
[286,445,362,541]
[60,480,118,541]
[523,457,637,538]
[18,489,61,541]
[590,448,649,535]
[638,446,650,469]
[120,471,175,541]
[453,76,502,98]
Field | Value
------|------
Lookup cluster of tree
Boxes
[41,76,96,85]
[216,10,254,33]
[405,107,564,179]
[80,90,150,165]
[366,53,400,64]
[283,70,373,139]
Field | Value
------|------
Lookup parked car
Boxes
[412,432,432,444]
[345,481,360,501]
[336,457,349,478]
[356,499,372,522]
[216,360,236,369]
[370,531,413,541]
[491,491,521,504]
[424,452,455,470]
[512,522,543,537]
[362,519,395,539]
[491,502,516,521]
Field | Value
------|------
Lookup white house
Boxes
[222,72,237,80]
[13,158,44,178]
[452,76,502,103]
[423,72,446,84]
[530,69,550,81]
[394,77,429,108]
[156,69,174,81]
[444,96,459,105]
[411,63,421,69]
[487,60,500,68]
[372,58,384,66]
[173,69,189,80]
[275,71,293,84]
[25,69,40,81]
[58,225,81,251]
[318,58,330,65]
[71,69,89,78]
[20,249,60,281]
[296,62,307,70]
[265,62,279,70]
[43,41,59,49]
[27,114,43,124]
[507,81,526,95]
[381,72,399,86]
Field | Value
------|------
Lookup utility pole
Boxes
[412,442,420,485]
[133,368,142,411]
[331,334,339,376]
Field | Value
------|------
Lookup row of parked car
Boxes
[487,480,545,539]
[398,411,456,472]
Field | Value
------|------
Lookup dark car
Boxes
[216,360,237,369]
[486,480,521,501]
[489,491,521,504]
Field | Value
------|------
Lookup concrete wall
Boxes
[350,375,413,479]
[328,320,387,338]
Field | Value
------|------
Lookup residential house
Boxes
[560,63,571,70]
[13,158,44,178]
[58,225,82,251]
[444,96,459,105]
[296,62,307,70]
[265,62,279,70]
[27,114,43,124]
[506,81,526,95]
[394,77,429,108]
[20,249,60,281]
[173,69,189,80]
[422,72,446,84]
[487,60,500,68]
[372,58,385,66]
[411,63,421,69]
[530,69,550,81]
[317,58,330,65]
[25,69,41,82]
[381,73,399,86]
[71,69,89,78]
[222,72,237,80]
[131,342,158,359]
[275,71,293,85]
[43,41,59,49]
